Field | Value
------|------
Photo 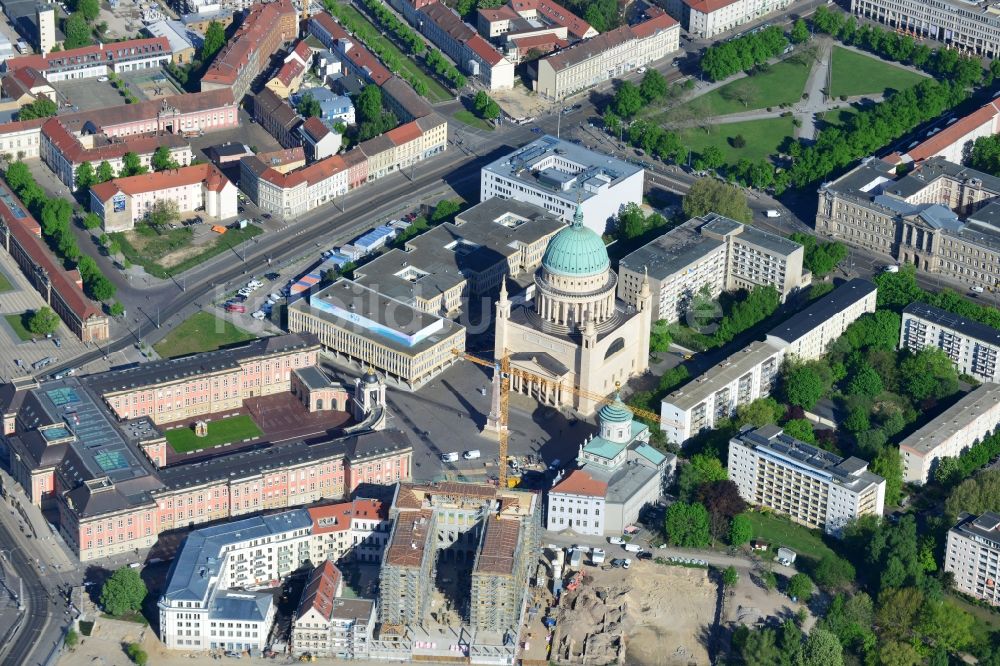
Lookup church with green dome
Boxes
[494,205,653,415]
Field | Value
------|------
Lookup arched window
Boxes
[605,337,625,359]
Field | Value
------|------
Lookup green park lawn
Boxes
[744,511,839,563]
[681,116,796,165]
[153,312,255,359]
[165,414,263,453]
[829,46,927,98]
[335,4,452,103]
[454,110,494,131]
[4,313,34,341]
[819,104,861,129]
[0,270,13,293]
[679,60,811,117]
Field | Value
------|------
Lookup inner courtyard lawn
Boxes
[165,414,263,453]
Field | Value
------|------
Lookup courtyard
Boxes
[163,414,263,454]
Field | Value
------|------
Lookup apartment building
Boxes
[728,425,886,536]
[851,0,1000,59]
[766,279,878,361]
[481,134,643,235]
[477,0,594,61]
[299,118,342,162]
[534,8,679,100]
[900,302,1000,383]
[816,157,1000,291]
[287,279,466,389]
[900,383,1000,484]
[618,213,807,323]
[547,395,675,536]
[201,0,298,99]
[0,117,45,159]
[660,340,785,445]
[1,37,172,82]
[945,512,1000,607]
[41,118,193,191]
[292,561,375,659]
[0,180,109,342]
[251,88,303,150]
[307,498,392,565]
[664,0,792,39]
[351,198,563,316]
[89,163,238,232]
[241,114,447,219]
[390,0,516,90]
[265,41,313,100]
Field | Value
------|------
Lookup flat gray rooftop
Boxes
[900,383,1000,455]
[663,341,783,411]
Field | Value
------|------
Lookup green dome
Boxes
[541,206,610,277]
[599,393,633,424]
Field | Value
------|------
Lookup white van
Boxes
[883,265,899,273]
[608,536,625,545]
[623,543,642,553]
[972,285,985,294]
[764,209,781,218]
[440,452,460,463]
[463,449,481,460]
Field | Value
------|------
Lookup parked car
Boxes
[622,557,632,569]
[440,452,460,463]
[636,550,652,560]
[251,310,266,320]
[608,536,625,545]
[463,449,481,460]
[610,558,625,568]
[225,303,246,313]
[53,337,61,347]
[623,543,642,553]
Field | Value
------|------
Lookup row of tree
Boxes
[358,0,426,56]
[6,162,117,303]
[425,48,467,90]
[875,262,1000,329]
[75,145,178,191]
[700,26,789,82]
[788,233,848,278]
[63,0,103,50]
[472,91,501,121]
[812,6,990,88]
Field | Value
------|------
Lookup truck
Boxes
[568,548,583,569]
[777,547,797,566]
[590,548,606,565]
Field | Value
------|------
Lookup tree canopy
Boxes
[682,178,752,223]
[27,307,60,336]
[664,501,711,547]
[100,567,147,617]
[18,97,58,121]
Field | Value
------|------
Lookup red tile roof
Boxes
[89,164,231,202]
[310,12,350,43]
[0,183,102,322]
[42,118,189,165]
[274,59,305,87]
[385,120,422,146]
[907,100,1000,162]
[478,5,519,22]
[0,117,47,136]
[511,33,567,53]
[466,34,504,66]
[257,146,306,167]
[630,7,677,38]
[552,469,607,497]
[308,501,354,534]
[350,497,388,521]
[293,40,313,62]
[203,0,295,87]
[682,0,740,14]
[5,37,171,74]
[301,116,331,141]
[295,561,341,621]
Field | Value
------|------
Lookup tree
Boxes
[639,69,668,102]
[616,201,647,240]
[603,109,621,137]
[296,92,322,119]
[64,627,79,649]
[847,362,884,397]
[86,275,116,301]
[430,199,461,222]
[201,21,226,60]
[682,177,752,223]
[83,212,102,230]
[99,567,147,617]
[109,301,125,317]
[729,513,752,546]
[781,419,815,444]
[649,319,672,353]
[871,446,903,505]
[780,360,832,409]
[120,152,147,177]
[125,642,148,666]
[74,161,96,190]
[146,199,179,230]
[789,233,848,277]
[613,81,644,118]
[63,13,93,49]
[4,160,32,192]
[802,628,842,666]
[879,641,922,666]
[790,19,810,44]
[735,397,784,428]
[899,347,959,402]
[740,626,782,665]
[77,0,100,21]
[695,145,725,172]
[945,469,1000,521]
[725,79,757,109]
[664,501,711,547]
[96,161,115,183]
[482,99,501,120]
[18,97,58,120]
[812,555,855,591]
[27,307,59,336]
[723,565,739,587]
[151,146,179,172]
[357,84,383,124]
[787,573,813,602]
[678,453,728,501]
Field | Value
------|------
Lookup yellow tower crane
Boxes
[451,349,661,488]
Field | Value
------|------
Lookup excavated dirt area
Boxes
[551,561,717,666]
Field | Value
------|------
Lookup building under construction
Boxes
[376,482,541,661]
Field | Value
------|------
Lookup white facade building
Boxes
[618,214,808,323]
[481,135,644,235]
[900,302,1000,383]
[728,425,886,536]
[851,0,1000,59]
[766,278,878,361]
[546,395,675,536]
[900,383,1000,484]
[292,561,375,659]
[946,512,1000,607]
[660,340,785,446]
[664,0,792,39]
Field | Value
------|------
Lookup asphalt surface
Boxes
[0,518,53,666]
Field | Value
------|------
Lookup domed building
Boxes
[494,205,652,414]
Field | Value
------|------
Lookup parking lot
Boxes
[52,78,127,114]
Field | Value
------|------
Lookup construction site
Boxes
[521,549,719,666]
